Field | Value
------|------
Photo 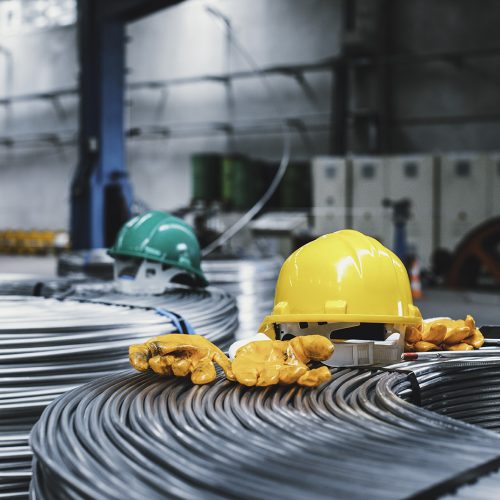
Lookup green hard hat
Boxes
[108,210,208,287]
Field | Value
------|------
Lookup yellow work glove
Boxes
[129,334,235,385]
[405,315,484,352]
[231,335,334,387]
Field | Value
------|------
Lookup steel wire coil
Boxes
[201,257,281,339]
[2,254,276,340]
[400,359,500,434]
[57,252,281,340]
[56,250,281,337]
[0,290,237,498]
[57,249,114,280]
[60,282,238,347]
[0,275,75,297]
[30,358,500,499]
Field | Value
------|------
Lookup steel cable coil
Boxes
[2,254,276,340]
[0,290,237,498]
[30,358,500,499]
[60,282,238,347]
[0,275,76,298]
[57,249,114,280]
[56,250,281,339]
[201,257,281,339]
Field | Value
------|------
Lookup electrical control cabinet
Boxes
[351,157,391,246]
[312,153,496,267]
[385,155,435,267]
[440,153,491,251]
[312,157,348,235]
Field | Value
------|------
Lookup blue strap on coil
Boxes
[155,308,195,334]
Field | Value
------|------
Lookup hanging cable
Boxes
[201,6,292,256]
[201,257,282,339]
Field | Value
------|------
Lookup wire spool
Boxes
[202,257,281,339]
[0,292,237,498]
[30,358,500,499]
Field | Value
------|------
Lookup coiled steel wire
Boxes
[201,258,281,339]
[404,358,500,498]
[59,282,238,347]
[56,252,281,339]
[30,358,500,499]
[0,274,75,297]
[5,253,278,341]
[0,290,238,498]
[57,249,114,280]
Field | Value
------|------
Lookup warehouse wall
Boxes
[389,0,500,151]
[1,0,500,230]
[126,0,339,212]
[0,26,77,229]
[0,0,339,229]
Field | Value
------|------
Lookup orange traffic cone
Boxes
[410,258,422,299]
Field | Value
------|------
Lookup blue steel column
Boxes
[71,0,132,249]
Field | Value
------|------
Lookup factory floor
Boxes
[0,255,57,276]
[0,255,498,326]
[415,290,500,326]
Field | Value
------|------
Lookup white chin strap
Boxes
[114,259,191,294]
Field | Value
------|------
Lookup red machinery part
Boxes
[447,217,500,288]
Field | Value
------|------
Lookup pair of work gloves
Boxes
[405,315,484,352]
[129,334,333,387]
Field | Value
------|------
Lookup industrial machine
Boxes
[384,155,435,266]
[310,153,499,278]
[487,152,500,216]
[440,153,492,253]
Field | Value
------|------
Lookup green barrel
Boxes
[250,158,267,204]
[191,153,222,202]
[279,161,312,209]
[259,160,281,210]
[222,155,258,210]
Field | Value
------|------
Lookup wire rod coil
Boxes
[55,253,281,339]
[1,255,275,340]
[60,282,238,347]
[201,257,281,339]
[30,358,500,499]
[0,274,75,297]
[0,291,238,498]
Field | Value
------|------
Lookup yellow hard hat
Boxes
[262,230,421,332]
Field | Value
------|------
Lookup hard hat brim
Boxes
[263,313,421,325]
[107,248,209,287]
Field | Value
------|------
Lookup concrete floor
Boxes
[0,255,498,326]
[415,290,500,326]
[0,255,57,276]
